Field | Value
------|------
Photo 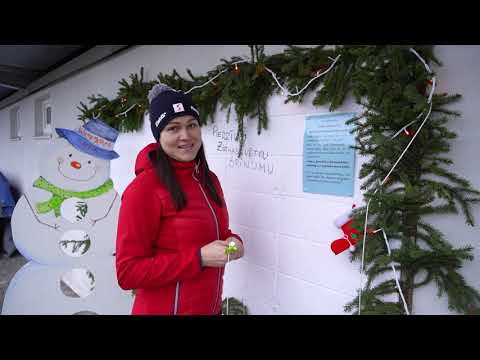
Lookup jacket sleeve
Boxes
[210,172,243,245]
[115,183,202,290]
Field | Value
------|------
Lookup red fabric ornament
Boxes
[330,205,362,255]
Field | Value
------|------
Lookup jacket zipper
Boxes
[173,281,181,315]
[193,171,221,314]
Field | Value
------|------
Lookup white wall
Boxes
[1,45,479,314]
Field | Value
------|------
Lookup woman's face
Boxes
[159,115,202,162]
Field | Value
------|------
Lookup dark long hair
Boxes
[148,144,224,211]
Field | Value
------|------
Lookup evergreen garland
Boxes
[78,45,480,314]
[77,67,155,132]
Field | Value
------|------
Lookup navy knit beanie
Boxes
[148,84,201,142]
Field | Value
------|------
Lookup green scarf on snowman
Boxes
[33,176,113,217]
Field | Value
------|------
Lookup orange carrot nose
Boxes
[70,161,82,169]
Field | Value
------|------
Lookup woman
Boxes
[115,84,244,315]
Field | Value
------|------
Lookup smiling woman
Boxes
[115,84,245,315]
[159,115,202,162]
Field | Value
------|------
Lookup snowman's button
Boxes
[59,230,91,257]
[60,268,95,298]
[60,197,88,223]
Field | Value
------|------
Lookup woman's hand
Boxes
[200,240,228,267]
[200,238,244,267]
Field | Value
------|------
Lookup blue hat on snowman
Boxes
[55,119,120,160]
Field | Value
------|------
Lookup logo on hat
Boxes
[173,103,185,113]
[155,112,167,127]
[191,106,199,115]
[55,119,120,160]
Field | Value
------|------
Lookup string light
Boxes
[115,103,137,118]
[372,228,410,315]
[182,52,341,99]
[392,114,422,139]
[264,54,341,97]
[184,60,248,94]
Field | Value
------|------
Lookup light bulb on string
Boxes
[403,128,415,137]
[383,175,393,186]
[312,64,328,77]
[233,63,240,75]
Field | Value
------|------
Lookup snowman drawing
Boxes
[1,119,133,315]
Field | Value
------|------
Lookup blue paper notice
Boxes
[303,112,356,196]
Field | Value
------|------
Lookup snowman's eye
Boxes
[68,154,72,157]
[88,160,92,164]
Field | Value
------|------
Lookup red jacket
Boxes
[116,143,241,315]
